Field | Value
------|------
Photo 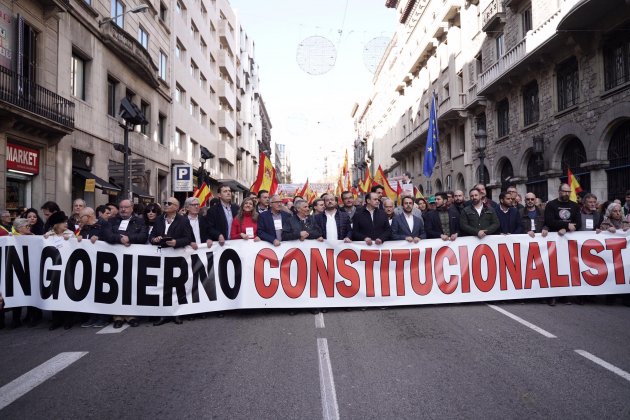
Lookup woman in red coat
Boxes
[230,197,261,241]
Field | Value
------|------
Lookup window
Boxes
[190,59,198,78]
[138,26,149,49]
[176,0,185,16]
[496,33,505,59]
[458,124,465,153]
[71,54,86,100]
[191,21,199,39]
[175,40,185,61]
[140,101,150,135]
[497,99,509,138]
[190,99,198,117]
[158,113,166,145]
[522,7,532,37]
[159,51,167,80]
[557,57,579,110]
[107,77,118,117]
[159,2,167,21]
[523,80,539,125]
[200,108,207,127]
[111,0,124,27]
[200,37,207,55]
[474,51,483,79]
[175,128,185,150]
[175,84,185,103]
[604,35,630,90]
[200,72,207,90]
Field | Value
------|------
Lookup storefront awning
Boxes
[131,185,154,202]
[73,168,121,194]
[217,179,249,192]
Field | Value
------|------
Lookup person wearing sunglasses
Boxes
[149,197,194,249]
[143,203,162,241]
[520,192,548,238]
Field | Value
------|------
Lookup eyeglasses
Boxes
[164,201,176,206]
[146,209,157,213]
[525,198,536,201]
[559,190,572,193]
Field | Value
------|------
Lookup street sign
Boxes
[173,164,193,192]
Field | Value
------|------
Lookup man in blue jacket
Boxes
[391,196,426,242]
[257,194,293,246]
[495,191,523,234]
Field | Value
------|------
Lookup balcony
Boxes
[217,78,236,110]
[481,0,506,32]
[218,19,236,55]
[218,111,236,138]
[391,119,429,160]
[101,23,159,88]
[218,140,236,165]
[465,83,486,110]
[478,6,565,95]
[438,93,468,121]
[217,49,236,83]
[0,65,74,130]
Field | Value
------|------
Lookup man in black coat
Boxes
[184,196,212,249]
[314,193,352,242]
[205,184,239,245]
[283,199,322,241]
[351,192,391,245]
[107,199,148,246]
[149,197,194,248]
[424,192,460,241]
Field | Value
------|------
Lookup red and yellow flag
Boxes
[298,178,310,198]
[358,167,372,193]
[342,149,349,176]
[193,182,213,206]
[396,181,403,204]
[568,169,583,202]
[413,186,424,200]
[373,165,398,201]
[250,151,278,195]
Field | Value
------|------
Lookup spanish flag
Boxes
[373,165,398,201]
[414,186,424,200]
[193,182,213,206]
[342,149,349,176]
[250,151,278,195]
[298,178,310,198]
[568,169,583,203]
[358,167,372,193]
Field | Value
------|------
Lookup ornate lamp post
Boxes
[475,125,488,185]
[533,135,544,169]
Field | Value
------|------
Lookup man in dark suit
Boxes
[424,192,461,241]
[184,197,213,250]
[149,197,195,249]
[283,199,322,241]
[314,193,352,242]
[107,199,148,329]
[351,192,392,245]
[391,196,426,242]
[205,184,239,245]
[258,194,293,246]
[149,197,193,326]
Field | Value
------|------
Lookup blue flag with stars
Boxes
[422,93,439,177]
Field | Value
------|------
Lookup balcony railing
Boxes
[0,65,74,128]
[482,0,506,32]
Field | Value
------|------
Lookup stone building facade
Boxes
[354,0,630,202]
[0,0,268,215]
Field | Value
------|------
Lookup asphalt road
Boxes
[1,300,630,419]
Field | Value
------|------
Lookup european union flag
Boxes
[422,94,439,177]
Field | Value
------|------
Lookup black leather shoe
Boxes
[548,298,556,306]
[113,320,124,329]
[63,322,73,330]
[49,322,62,331]
[174,316,183,325]
[128,319,139,327]
[153,317,170,326]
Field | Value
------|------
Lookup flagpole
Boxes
[434,91,445,190]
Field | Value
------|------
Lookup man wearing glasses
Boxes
[258,194,293,246]
[205,184,239,246]
[184,197,212,250]
[149,197,194,249]
[519,192,548,237]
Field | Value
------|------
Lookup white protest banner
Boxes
[1,232,629,316]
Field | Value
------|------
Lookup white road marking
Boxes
[0,352,88,410]
[486,304,557,338]
[575,350,630,382]
[315,312,325,329]
[96,323,129,334]
[317,338,340,420]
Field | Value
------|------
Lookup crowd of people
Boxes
[0,180,629,331]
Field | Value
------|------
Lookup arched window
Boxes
[526,154,547,201]
[607,120,630,200]
[476,164,490,185]
[435,179,443,193]
[500,160,514,191]
[456,173,465,192]
[561,137,590,193]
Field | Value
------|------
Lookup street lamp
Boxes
[198,146,212,188]
[475,123,488,185]
[116,97,148,201]
[99,4,149,27]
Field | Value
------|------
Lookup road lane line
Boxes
[0,352,88,410]
[96,324,129,334]
[315,313,325,329]
[575,350,630,382]
[486,304,557,338]
[317,338,340,420]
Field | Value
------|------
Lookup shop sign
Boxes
[0,4,13,70]
[84,179,95,192]
[7,143,39,175]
